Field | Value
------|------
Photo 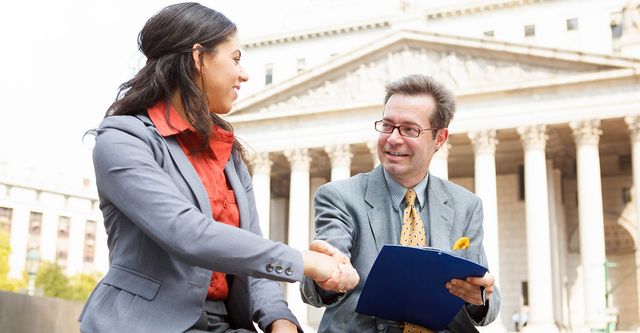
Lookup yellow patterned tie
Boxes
[400,188,434,333]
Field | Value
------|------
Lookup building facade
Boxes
[228,0,640,332]
[0,161,108,279]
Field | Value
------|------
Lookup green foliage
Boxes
[0,231,100,300]
[35,262,100,301]
[0,232,26,292]
[35,261,70,298]
[67,272,101,301]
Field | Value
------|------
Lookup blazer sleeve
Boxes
[300,182,355,307]
[93,118,304,282]
[460,198,501,326]
[232,155,303,332]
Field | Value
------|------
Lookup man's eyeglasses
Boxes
[374,120,437,138]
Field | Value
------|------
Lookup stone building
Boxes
[228,0,640,332]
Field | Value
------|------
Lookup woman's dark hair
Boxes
[108,2,244,156]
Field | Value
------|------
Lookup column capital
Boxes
[518,125,547,151]
[570,119,602,146]
[249,152,272,175]
[284,148,311,171]
[468,130,497,155]
[625,115,640,142]
[325,144,353,168]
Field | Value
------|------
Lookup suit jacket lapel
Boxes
[365,166,398,252]
[427,174,455,250]
[224,155,251,230]
[164,137,213,218]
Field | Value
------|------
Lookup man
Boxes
[300,74,500,333]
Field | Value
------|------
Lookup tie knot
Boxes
[404,188,417,206]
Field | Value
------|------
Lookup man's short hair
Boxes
[384,74,456,131]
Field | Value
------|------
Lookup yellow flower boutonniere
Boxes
[452,237,470,250]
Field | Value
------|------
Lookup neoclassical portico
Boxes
[229,29,640,332]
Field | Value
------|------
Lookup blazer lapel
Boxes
[427,174,455,250]
[365,166,397,252]
[224,155,251,230]
[165,137,213,218]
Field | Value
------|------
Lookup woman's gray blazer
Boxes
[79,114,303,333]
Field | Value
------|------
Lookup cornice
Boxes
[241,0,549,48]
[241,19,390,49]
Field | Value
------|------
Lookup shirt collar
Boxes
[147,101,192,137]
[382,169,429,212]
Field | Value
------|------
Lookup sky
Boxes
[0,0,451,179]
[0,0,299,178]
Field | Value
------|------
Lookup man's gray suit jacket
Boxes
[300,166,501,333]
[79,115,303,333]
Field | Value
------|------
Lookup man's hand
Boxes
[445,272,494,306]
[308,240,359,293]
[267,319,298,333]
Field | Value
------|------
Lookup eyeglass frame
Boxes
[374,120,439,138]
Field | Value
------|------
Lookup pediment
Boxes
[229,30,639,119]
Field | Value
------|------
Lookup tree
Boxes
[0,231,26,291]
[35,261,70,298]
[67,272,100,301]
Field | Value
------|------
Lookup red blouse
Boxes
[148,101,239,300]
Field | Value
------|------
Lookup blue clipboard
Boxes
[355,245,487,331]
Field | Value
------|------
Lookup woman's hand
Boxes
[306,240,359,293]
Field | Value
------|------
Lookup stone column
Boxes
[284,148,312,330]
[430,143,450,180]
[517,125,559,333]
[367,140,380,168]
[66,216,86,276]
[325,144,352,181]
[308,177,327,327]
[250,152,273,239]
[625,115,640,325]
[570,120,608,331]
[468,130,505,332]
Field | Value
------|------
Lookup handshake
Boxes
[302,240,360,293]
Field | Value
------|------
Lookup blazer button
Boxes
[266,264,274,272]
[275,265,284,274]
[284,267,293,276]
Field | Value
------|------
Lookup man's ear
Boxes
[435,128,449,150]
[191,43,204,72]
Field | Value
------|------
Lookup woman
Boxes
[79,3,357,333]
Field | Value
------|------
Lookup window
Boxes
[610,12,623,40]
[483,30,494,38]
[524,24,535,37]
[28,212,43,251]
[29,212,42,234]
[57,216,70,238]
[296,58,306,72]
[566,18,578,31]
[611,23,623,39]
[0,207,12,235]
[522,281,529,306]
[264,63,273,85]
[84,220,97,263]
[56,217,70,266]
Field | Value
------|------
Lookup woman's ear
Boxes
[192,43,204,72]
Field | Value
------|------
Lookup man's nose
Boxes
[387,127,404,143]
